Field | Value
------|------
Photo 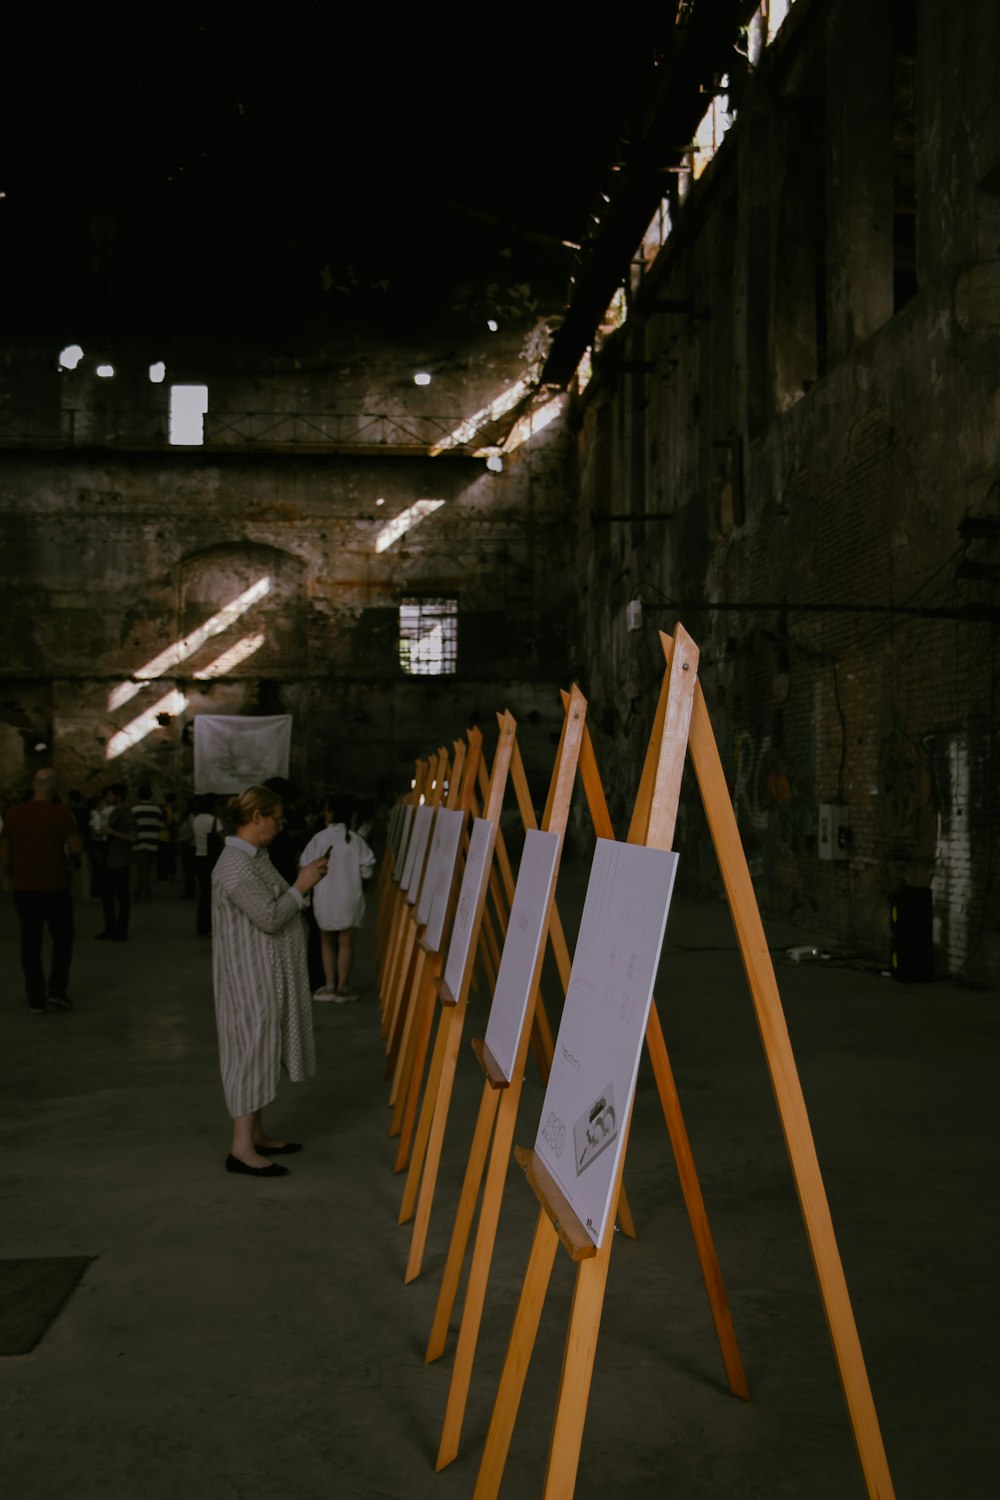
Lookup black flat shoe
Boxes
[225,1154,289,1177]
[257,1142,303,1156]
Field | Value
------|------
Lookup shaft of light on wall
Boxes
[107,577,272,710]
[106,690,188,761]
[374,500,445,554]
[192,632,265,678]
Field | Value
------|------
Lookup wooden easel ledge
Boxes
[514,1148,596,1263]
[470,1037,510,1090]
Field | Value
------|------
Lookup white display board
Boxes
[402,805,434,902]
[388,803,402,857]
[193,714,291,793]
[533,838,678,1248]
[393,805,415,883]
[442,817,497,1000]
[483,829,561,1083]
[417,807,465,941]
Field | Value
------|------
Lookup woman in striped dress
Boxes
[212,785,329,1177]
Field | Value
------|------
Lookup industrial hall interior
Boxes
[0,2,996,1499]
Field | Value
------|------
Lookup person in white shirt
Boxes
[299,793,375,1002]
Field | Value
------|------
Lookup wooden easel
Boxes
[396,693,588,1209]
[386,732,486,1168]
[472,626,896,1500]
[383,747,452,1080]
[430,686,587,1472]
[563,683,747,1400]
[396,704,577,1256]
[392,709,522,1239]
[378,755,432,1024]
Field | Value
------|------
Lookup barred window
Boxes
[399,597,457,676]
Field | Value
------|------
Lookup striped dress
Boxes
[211,839,316,1118]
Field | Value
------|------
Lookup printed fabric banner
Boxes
[193,715,292,794]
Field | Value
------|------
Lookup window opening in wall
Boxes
[149,361,166,384]
[576,347,593,394]
[691,76,736,181]
[594,286,627,354]
[57,344,84,371]
[399,597,457,676]
[169,384,208,446]
[96,363,115,378]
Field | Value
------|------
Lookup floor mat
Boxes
[0,1257,96,1355]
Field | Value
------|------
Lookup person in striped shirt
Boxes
[131,785,163,902]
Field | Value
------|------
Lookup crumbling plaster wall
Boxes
[570,0,1000,980]
[0,420,575,813]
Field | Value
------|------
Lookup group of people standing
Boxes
[3,767,379,1180]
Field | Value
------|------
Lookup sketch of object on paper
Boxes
[574,1085,618,1176]
[541,1112,566,1158]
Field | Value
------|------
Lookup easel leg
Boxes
[389,954,431,1143]
[646,1002,749,1398]
[472,1209,560,1499]
[426,1082,500,1362]
[541,1235,614,1500]
[436,1074,523,1469]
[404,997,468,1282]
[394,966,438,1171]
[399,1003,450,1225]
[387,939,424,1112]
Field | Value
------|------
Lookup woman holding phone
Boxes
[211,785,329,1177]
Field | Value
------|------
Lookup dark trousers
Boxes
[195,856,212,935]
[134,849,155,901]
[102,867,131,938]
[14,889,74,1004]
[179,844,196,899]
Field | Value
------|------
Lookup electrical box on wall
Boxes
[818,803,849,860]
[625,598,642,632]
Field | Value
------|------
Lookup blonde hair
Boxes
[224,785,283,833]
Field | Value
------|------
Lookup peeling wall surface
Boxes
[568,0,1000,981]
[0,406,575,813]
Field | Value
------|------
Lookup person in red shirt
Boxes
[1,768,83,1014]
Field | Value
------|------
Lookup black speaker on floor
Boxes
[889,887,933,982]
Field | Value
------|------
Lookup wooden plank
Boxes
[667,629,896,1499]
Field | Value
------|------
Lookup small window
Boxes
[169,384,208,446]
[399,597,457,676]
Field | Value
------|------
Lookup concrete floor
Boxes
[1,861,996,1500]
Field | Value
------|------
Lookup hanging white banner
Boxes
[193,714,292,793]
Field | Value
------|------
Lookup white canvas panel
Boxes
[402,805,434,902]
[418,807,465,942]
[533,838,678,1248]
[393,805,415,883]
[193,714,291,794]
[484,830,561,1082]
[442,818,496,1000]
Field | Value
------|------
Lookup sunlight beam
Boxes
[374,500,445,554]
[106,690,188,761]
[108,577,272,710]
[192,632,266,679]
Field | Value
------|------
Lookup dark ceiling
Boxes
[1,4,755,381]
[1,10,662,349]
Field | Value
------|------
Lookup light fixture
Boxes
[96,364,115,378]
[149,361,166,384]
[486,452,503,473]
[414,372,432,386]
[375,496,385,506]
[58,344,84,371]
[487,319,498,332]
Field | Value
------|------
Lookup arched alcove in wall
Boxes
[175,542,308,681]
